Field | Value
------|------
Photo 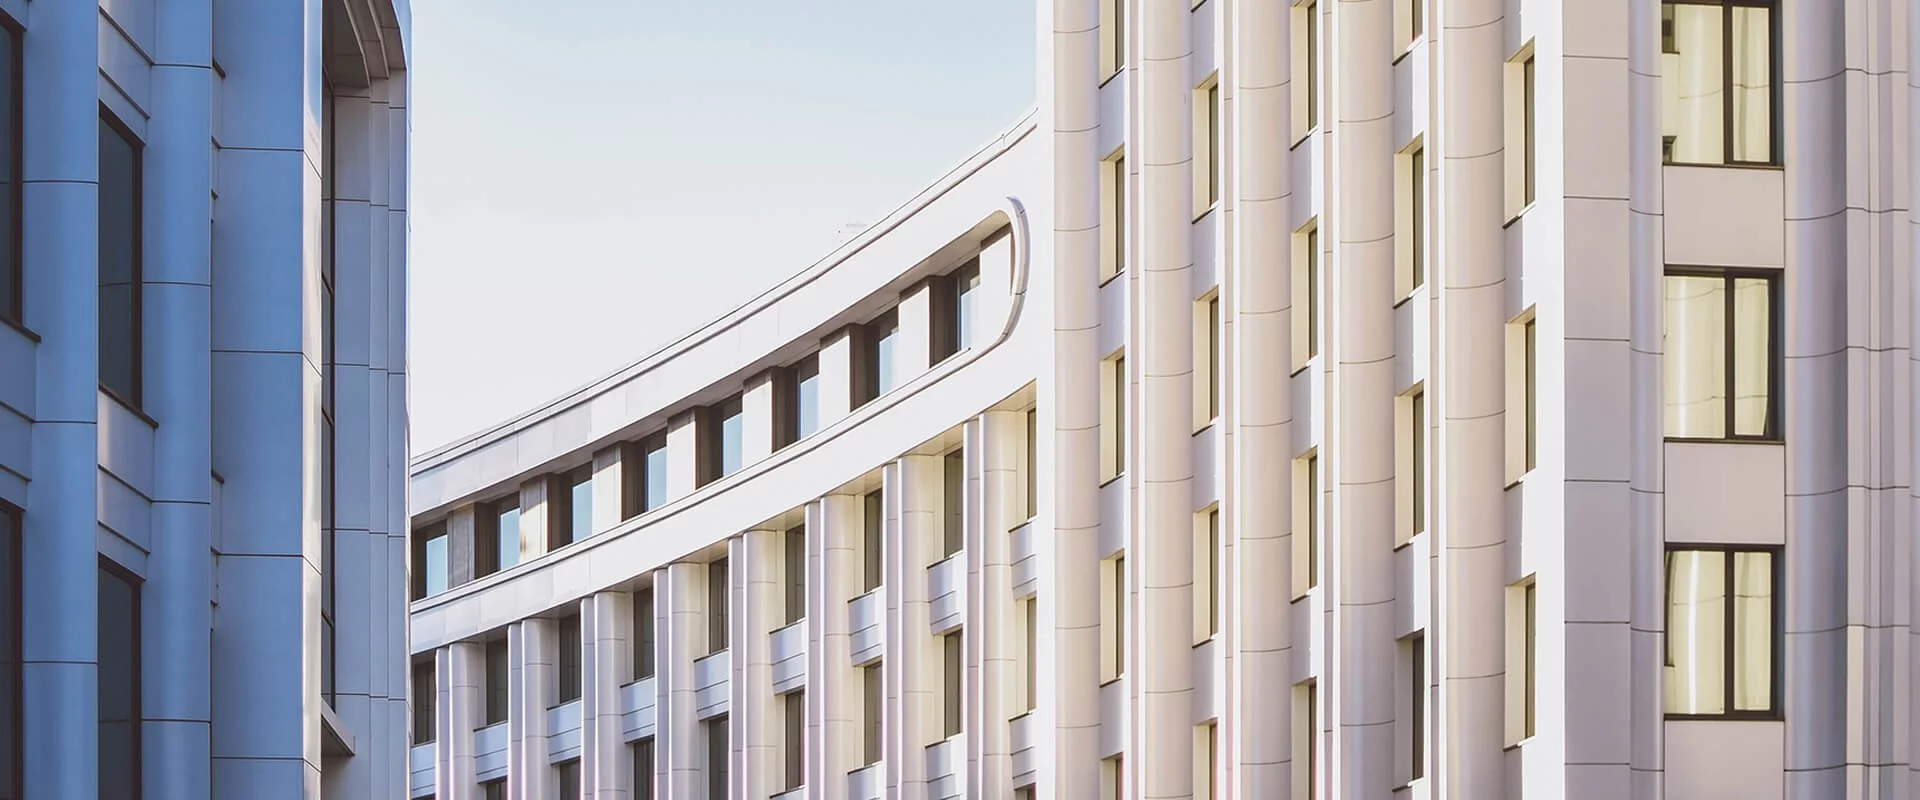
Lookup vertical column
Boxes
[379,70,414,800]
[1134,0,1197,795]
[445,506,477,587]
[507,618,555,800]
[208,0,326,793]
[592,446,625,533]
[584,592,633,799]
[656,563,704,797]
[731,530,781,797]
[1227,0,1295,793]
[143,1,215,798]
[1782,0,1848,796]
[518,477,550,561]
[897,284,935,381]
[885,457,939,794]
[666,411,701,499]
[1436,0,1509,794]
[1041,0,1107,794]
[809,495,861,796]
[743,370,779,463]
[437,643,483,797]
[972,414,1021,793]
[818,330,857,425]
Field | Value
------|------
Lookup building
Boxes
[407,0,1918,798]
[0,0,412,797]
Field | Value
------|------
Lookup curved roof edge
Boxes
[411,106,1041,471]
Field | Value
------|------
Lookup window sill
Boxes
[1502,736,1534,752]
[1192,634,1218,649]
[1193,419,1217,436]
[1099,471,1126,488]
[1662,160,1783,172]
[1099,676,1124,688]
[1099,268,1126,288]
[1503,201,1537,229]
[1394,35,1424,65]
[1393,531,1422,552]
[1664,712,1782,723]
[101,385,157,428]
[1663,436,1783,446]
[1393,284,1425,309]
[1291,125,1319,151]
[1504,469,1532,491]
[0,314,39,343]
[1193,203,1219,224]
[1100,68,1123,88]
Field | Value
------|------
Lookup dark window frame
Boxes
[1662,544,1784,721]
[477,494,520,578]
[96,557,142,800]
[623,433,669,517]
[411,521,448,601]
[1661,0,1783,167]
[97,107,145,410]
[1521,54,1536,206]
[632,587,656,681]
[0,15,21,328]
[555,613,582,705]
[484,637,509,726]
[1663,266,1784,442]
[708,559,730,655]
[412,658,436,744]
[784,526,806,626]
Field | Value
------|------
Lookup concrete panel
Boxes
[1664,443,1786,545]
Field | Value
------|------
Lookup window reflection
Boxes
[1661,1,1775,165]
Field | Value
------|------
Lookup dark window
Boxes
[1111,155,1128,276]
[1524,318,1538,471]
[568,466,594,544]
[0,19,18,325]
[862,490,883,592]
[485,638,509,725]
[411,522,448,600]
[872,312,899,401]
[1305,681,1318,794]
[412,660,435,744]
[956,262,981,352]
[556,613,581,704]
[1662,0,1778,165]
[1665,547,1779,718]
[1112,556,1126,677]
[1663,270,1779,440]
[784,691,805,790]
[0,505,17,800]
[1024,408,1039,521]
[707,716,730,798]
[1409,0,1423,42]
[717,395,743,478]
[556,759,580,800]
[1409,632,1425,780]
[931,262,979,364]
[482,780,505,800]
[1522,54,1536,205]
[1305,1,1318,130]
[943,632,963,737]
[785,526,806,625]
[1109,0,1126,73]
[708,559,730,655]
[633,739,655,800]
[97,560,140,800]
[794,358,821,440]
[98,114,142,406]
[1306,227,1319,359]
[1112,355,1127,474]
[1410,146,1425,290]
[1306,454,1319,589]
[862,665,882,764]
[633,588,656,680]
[1205,82,1220,207]
[1524,582,1537,736]
[1206,295,1221,420]
[479,495,520,577]
[942,449,964,557]
[1412,389,1426,535]
[1205,509,1219,637]
[624,435,669,517]
[1023,599,1037,712]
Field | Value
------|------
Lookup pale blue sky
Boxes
[408,0,1036,450]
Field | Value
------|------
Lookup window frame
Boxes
[411,521,448,601]
[0,15,22,328]
[96,557,143,800]
[555,612,582,706]
[97,107,145,410]
[1662,266,1783,442]
[412,658,436,744]
[1660,0,1783,167]
[1663,544,1784,720]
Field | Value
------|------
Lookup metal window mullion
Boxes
[1721,0,1734,164]
[1723,273,1737,438]
[1722,550,1737,715]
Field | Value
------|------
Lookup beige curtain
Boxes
[1665,275,1727,437]
[1732,552,1773,711]
[1665,551,1728,715]
[1730,6,1773,161]
[1732,277,1771,435]
[1661,5,1725,163]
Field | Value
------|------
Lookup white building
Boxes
[408,0,1920,798]
[0,0,413,797]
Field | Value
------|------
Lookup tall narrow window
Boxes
[794,357,821,440]
[556,613,582,704]
[1662,0,1778,164]
[1408,631,1426,780]
[943,631,963,737]
[412,660,435,744]
[1523,53,1537,206]
[785,526,807,625]
[1103,353,1128,481]
[1195,722,1218,799]
[0,19,18,325]
[785,691,806,790]
[1409,0,1423,43]
[482,779,506,800]
[862,490,884,592]
[715,395,744,479]
[1101,0,1126,77]
[1410,145,1425,290]
[1663,270,1778,440]
[1102,555,1126,681]
[98,114,142,406]
[1202,509,1220,638]
[97,561,140,800]
[556,759,580,800]
[872,312,899,399]
[1304,681,1319,795]
[643,435,669,511]
[1205,294,1221,422]
[633,739,656,800]
[1305,1,1319,131]
[1024,408,1039,521]
[943,449,965,558]
[1666,548,1778,717]
[551,465,591,547]
[485,638,509,725]
[1102,153,1127,281]
[1524,582,1537,736]
[480,496,521,576]
[412,522,448,600]
[935,262,982,362]
[0,504,17,800]
[1412,389,1426,537]
[1023,598,1038,712]
[1306,226,1320,360]
[1524,318,1538,472]
[633,587,656,680]
[1195,79,1221,213]
[862,664,882,764]
[709,559,730,654]
[1307,453,1320,590]
[1103,756,1125,800]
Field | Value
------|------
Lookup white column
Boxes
[1626,0,1668,795]
[730,530,781,797]
[518,477,551,561]
[898,284,935,381]
[584,592,633,799]
[656,563,704,797]
[818,329,857,425]
[807,496,861,796]
[666,411,701,499]
[1908,0,1920,791]
[142,1,215,797]
[507,618,555,800]
[1782,1,1848,796]
[592,446,626,533]
[1227,0,1295,793]
[1040,0,1108,793]
[743,370,779,463]
[437,643,483,797]
[885,457,939,794]
[378,70,414,800]
[972,413,1021,793]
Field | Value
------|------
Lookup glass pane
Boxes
[1732,551,1774,711]
[645,444,669,509]
[0,27,16,321]
[957,270,979,349]
[796,373,819,438]
[1662,4,1726,163]
[98,119,140,402]
[721,407,743,476]
[1730,6,1772,162]
[496,505,520,571]
[1664,275,1728,438]
[97,567,139,800]
[876,327,896,394]
[425,534,448,596]
[1665,550,1728,714]
[1732,277,1772,436]
[571,471,593,542]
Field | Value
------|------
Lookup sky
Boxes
[408,0,1037,452]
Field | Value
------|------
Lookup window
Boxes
[412,660,435,744]
[1198,293,1221,425]
[0,505,18,800]
[1293,222,1320,369]
[956,262,980,351]
[785,526,806,625]
[862,664,882,764]
[1664,270,1778,439]
[556,613,581,704]
[1295,452,1319,595]
[1195,722,1218,800]
[784,691,806,790]
[792,357,821,442]
[1197,508,1219,640]
[1102,555,1126,681]
[485,638,509,725]
[1508,579,1538,741]
[872,312,899,399]
[1024,408,1039,521]
[1523,53,1536,205]
[550,466,592,549]
[1102,352,1127,481]
[98,561,140,800]
[1102,153,1127,281]
[702,395,744,485]
[0,19,19,326]
[1661,0,1778,164]
[1406,632,1426,781]
[1666,548,1778,717]
[638,435,669,513]
[1023,598,1038,713]
[1522,316,1537,472]
[479,496,521,577]
[1103,755,1124,800]
[1194,78,1220,214]
[942,449,965,557]
[943,632,963,737]
[632,587,656,680]
[1407,0,1424,45]
[1307,454,1319,589]
[1295,0,1319,137]
[933,262,981,362]
[862,490,884,592]
[708,559,730,654]
[632,739,655,800]
[1525,582,1535,736]
[1295,680,1318,798]
[412,522,448,600]
[556,759,580,800]
[482,779,506,800]
[1100,0,1126,77]
[708,716,731,797]
[98,114,143,406]
[1402,387,1426,543]
[1405,144,1426,293]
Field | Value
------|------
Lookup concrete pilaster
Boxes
[973,413,1021,794]
[507,618,555,800]
[592,446,625,534]
[731,530,781,797]
[656,563,704,797]
[808,495,862,796]
[437,643,482,798]
[885,457,940,794]
[583,592,633,799]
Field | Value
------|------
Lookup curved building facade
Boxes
[410,1,1920,798]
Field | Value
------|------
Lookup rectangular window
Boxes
[1509,580,1536,739]
[412,660,435,744]
[556,613,581,704]
[643,436,669,511]
[1409,0,1424,44]
[1523,53,1536,206]
[862,664,882,765]
[872,312,899,399]
[1304,225,1320,363]
[1024,408,1039,521]
[1102,353,1128,481]
[863,490,884,592]
[1102,554,1126,681]
[1100,0,1126,77]
[715,394,744,480]
[1662,0,1778,165]
[709,559,730,654]
[1195,722,1218,800]
[1524,317,1537,472]
[633,587,656,681]
[1102,153,1127,281]
[1663,270,1778,439]
[1409,145,1426,292]
[412,522,448,600]
[957,262,981,351]
[1296,680,1318,798]
[943,449,965,558]
[1023,598,1038,712]
[1197,508,1219,640]
[785,525,807,625]
[485,638,509,725]
[1666,548,1778,717]
[934,261,982,362]
[0,20,18,326]
[549,466,591,549]
[785,691,806,790]
[556,759,580,800]
[1407,631,1426,781]
[1103,755,1125,800]
[1199,293,1221,425]
[1194,78,1221,214]
[0,504,17,800]
[1300,1,1319,134]
[794,357,821,440]
[1306,454,1319,590]
[943,631,963,737]
[482,779,506,800]
[1405,388,1426,541]
[479,496,520,577]
[633,739,655,800]
[99,114,143,406]
[98,561,140,800]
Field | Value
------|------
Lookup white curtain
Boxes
[1732,277,1772,435]
[1665,275,1727,437]
[1730,6,1773,161]
[1661,5,1725,163]
[1732,551,1773,711]
[1665,551,1727,715]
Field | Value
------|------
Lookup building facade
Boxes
[408,1,1919,798]
[0,0,413,797]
